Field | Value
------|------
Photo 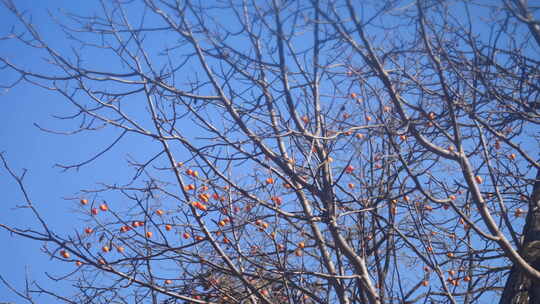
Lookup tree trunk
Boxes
[500,169,540,304]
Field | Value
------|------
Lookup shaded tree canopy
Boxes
[1,0,540,303]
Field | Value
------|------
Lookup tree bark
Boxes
[500,169,540,304]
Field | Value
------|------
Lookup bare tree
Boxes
[1,0,539,303]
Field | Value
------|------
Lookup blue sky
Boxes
[0,2,218,302]
[0,1,122,302]
[1,1,538,303]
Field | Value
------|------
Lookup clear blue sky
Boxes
[1,1,537,303]
[0,1,131,302]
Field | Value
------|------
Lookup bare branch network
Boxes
[1,0,540,303]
